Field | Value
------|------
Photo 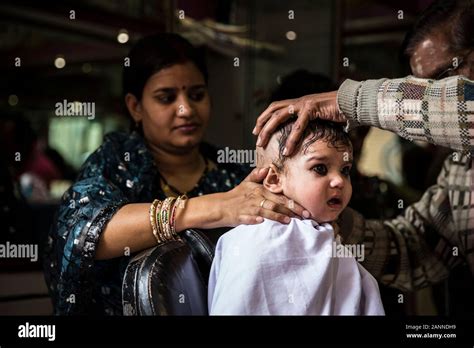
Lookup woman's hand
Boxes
[253,91,345,156]
[218,167,311,226]
[175,168,311,232]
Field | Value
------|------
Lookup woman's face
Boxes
[132,61,211,154]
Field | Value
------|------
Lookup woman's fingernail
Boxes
[284,216,291,223]
[303,210,311,218]
[256,216,264,223]
[252,127,257,134]
[282,147,288,156]
[256,137,262,146]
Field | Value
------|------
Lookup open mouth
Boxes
[327,197,342,207]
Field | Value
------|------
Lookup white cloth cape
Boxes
[208,218,385,315]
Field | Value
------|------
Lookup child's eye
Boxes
[341,166,352,177]
[312,164,328,175]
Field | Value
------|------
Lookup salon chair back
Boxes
[122,227,229,315]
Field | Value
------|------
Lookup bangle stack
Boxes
[149,195,188,244]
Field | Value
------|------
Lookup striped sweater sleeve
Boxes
[337,75,474,154]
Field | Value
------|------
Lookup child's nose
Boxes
[329,174,344,189]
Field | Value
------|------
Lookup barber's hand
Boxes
[253,91,345,156]
[219,168,311,226]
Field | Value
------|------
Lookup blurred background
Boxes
[0,0,456,315]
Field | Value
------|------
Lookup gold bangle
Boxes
[159,198,169,241]
[155,201,166,242]
[170,194,187,237]
[156,199,167,242]
[155,200,164,243]
[149,199,162,244]
[160,197,175,242]
[166,197,177,240]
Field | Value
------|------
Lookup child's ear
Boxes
[263,164,283,194]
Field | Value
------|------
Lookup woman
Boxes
[44,33,307,315]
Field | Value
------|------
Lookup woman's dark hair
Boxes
[273,119,352,171]
[122,33,208,100]
[400,0,474,67]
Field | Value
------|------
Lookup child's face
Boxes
[280,139,352,223]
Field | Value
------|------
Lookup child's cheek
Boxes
[302,186,325,216]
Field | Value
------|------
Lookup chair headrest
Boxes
[122,227,231,315]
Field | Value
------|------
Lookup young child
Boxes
[208,119,384,315]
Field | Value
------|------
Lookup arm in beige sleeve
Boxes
[337,75,474,153]
[338,157,466,291]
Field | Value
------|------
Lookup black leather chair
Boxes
[122,227,230,315]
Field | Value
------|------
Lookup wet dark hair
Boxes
[400,0,474,67]
[122,33,208,101]
[273,119,352,171]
